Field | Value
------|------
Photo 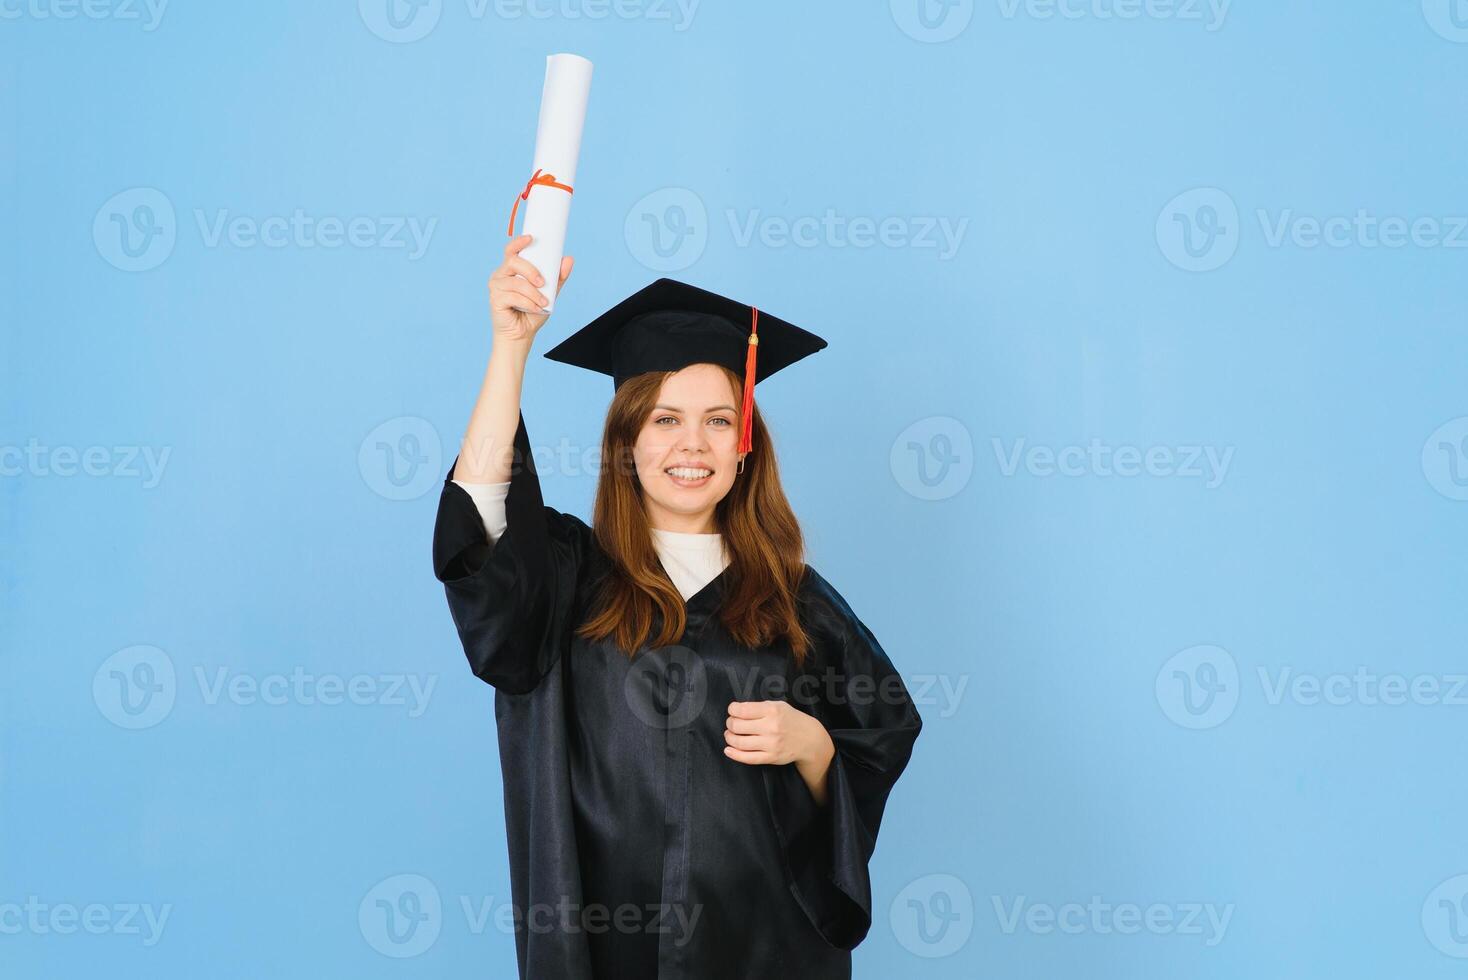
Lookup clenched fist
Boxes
[723,700,837,805]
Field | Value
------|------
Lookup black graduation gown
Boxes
[431,412,923,980]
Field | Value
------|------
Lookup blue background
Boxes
[5,1,1468,976]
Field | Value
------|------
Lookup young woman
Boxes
[432,235,922,979]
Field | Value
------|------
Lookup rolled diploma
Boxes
[515,53,593,315]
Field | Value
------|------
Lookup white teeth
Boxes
[666,467,712,480]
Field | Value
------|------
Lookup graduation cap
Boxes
[543,278,827,466]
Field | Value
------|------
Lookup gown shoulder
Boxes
[431,411,596,694]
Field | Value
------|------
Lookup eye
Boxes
[708,417,732,426]
[654,416,678,425]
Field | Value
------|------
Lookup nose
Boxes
[674,422,711,454]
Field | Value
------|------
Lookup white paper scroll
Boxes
[513,53,593,315]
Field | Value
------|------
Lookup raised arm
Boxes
[431,236,586,695]
[452,233,573,484]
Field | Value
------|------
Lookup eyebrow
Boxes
[653,404,737,414]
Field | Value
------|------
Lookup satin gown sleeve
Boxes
[763,567,924,950]
[431,410,593,695]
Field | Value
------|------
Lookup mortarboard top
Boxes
[543,278,827,463]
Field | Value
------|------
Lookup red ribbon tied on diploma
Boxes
[507,168,574,237]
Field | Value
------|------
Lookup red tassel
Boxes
[738,308,759,458]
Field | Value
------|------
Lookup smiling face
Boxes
[631,363,743,534]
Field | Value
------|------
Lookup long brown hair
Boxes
[575,365,812,663]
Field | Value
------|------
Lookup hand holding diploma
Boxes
[488,234,574,345]
[507,52,593,315]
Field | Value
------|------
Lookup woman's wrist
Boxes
[793,716,836,805]
[489,334,534,368]
[798,722,835,770]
